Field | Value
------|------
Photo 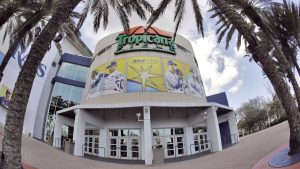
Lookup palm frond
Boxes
[116,1,129,32]
[191,0,204,37]
[102,0,109,29]
[173,0,185,39]
[147,0,172,28]
[76,0,91,30]
[93,0,103,32]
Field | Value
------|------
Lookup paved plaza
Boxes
[0,121,290,169]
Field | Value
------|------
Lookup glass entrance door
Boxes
[175,136,184,157]
[84,129,100,155]
[109,129,141,160]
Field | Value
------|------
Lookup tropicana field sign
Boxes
[115,26,176,55]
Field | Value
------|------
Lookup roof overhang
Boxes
[56,102,234,118]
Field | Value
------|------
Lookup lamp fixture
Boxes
[136,113,144,121]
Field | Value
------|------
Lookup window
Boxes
[44,82,84,141]
[58,62,88,82]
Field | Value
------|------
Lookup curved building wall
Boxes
[82,28,207,105]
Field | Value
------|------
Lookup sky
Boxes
[76,0,280,109]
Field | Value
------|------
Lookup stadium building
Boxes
[0,26,239,165]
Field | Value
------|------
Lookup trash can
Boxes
[64,139,74,155]
[153,147,164,165]
[47,137,53,146]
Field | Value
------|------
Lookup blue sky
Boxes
[77,0,291,109]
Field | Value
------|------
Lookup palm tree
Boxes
[0,0,82,82]
[1,0,153,168]
[0,0,52,82]
[209,0,300,112]
[221,0,300,113]
[265,1,300,75]
[147,0,300,154]
[0,0,41,29]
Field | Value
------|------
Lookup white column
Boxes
[99,128,107,157]
[143,106,153,165]
[73,109,86,156]
[53,115,63,148]
[228,111,239,143]
[185,126,194,155]
[207,106,222,152]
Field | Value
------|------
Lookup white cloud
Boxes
[190,30,242,95]
[229,80,244,93]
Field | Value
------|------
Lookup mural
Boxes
[87,59,126,98]
[127,56,164,92]
[87,56,205,99]
[0,85,12,109]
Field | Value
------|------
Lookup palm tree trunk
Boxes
[295,62,300,77]
[0,0,80,168]
[211,0,300,155]
[0,40,19,82]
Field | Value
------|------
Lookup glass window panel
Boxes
[152,129,163,136]
[177,137,183,143]
[56,97,63,108]
[70,87,83,104]
[94,130,99,135]
[132,146,139,151]
[121,152,127,157]
[175,128,184,135]
[75,68,88,82]
[109,130,118,136]
[120,139,127,145]
[110,139,116,144]
[121,146,127,150]
[51,97,57,106]
[88,130,93,135]
[167,144,174,149]
[132,152,139,157]
[129,129,140,136]
[178,149,184,154]
[164,128,173,136]
[167,150,174,156]
[110,151,116,156]
[166,137,174,144]
[131,139,139,145]
[120,130,128,136]
[59,84,72,101]
[154,137,163,145]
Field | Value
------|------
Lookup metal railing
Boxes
[189,140,212,155]
[82,144,105,157]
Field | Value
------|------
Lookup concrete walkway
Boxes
[0,121,290,169]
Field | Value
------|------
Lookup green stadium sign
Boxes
[115,34,176,55]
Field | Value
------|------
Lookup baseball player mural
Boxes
[102,61,125,95]
[186,67,204,98]
[86,57,205,99]
[87,59,126,98]
[164,59,187,93]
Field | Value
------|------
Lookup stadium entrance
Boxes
[108,129,141,159]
